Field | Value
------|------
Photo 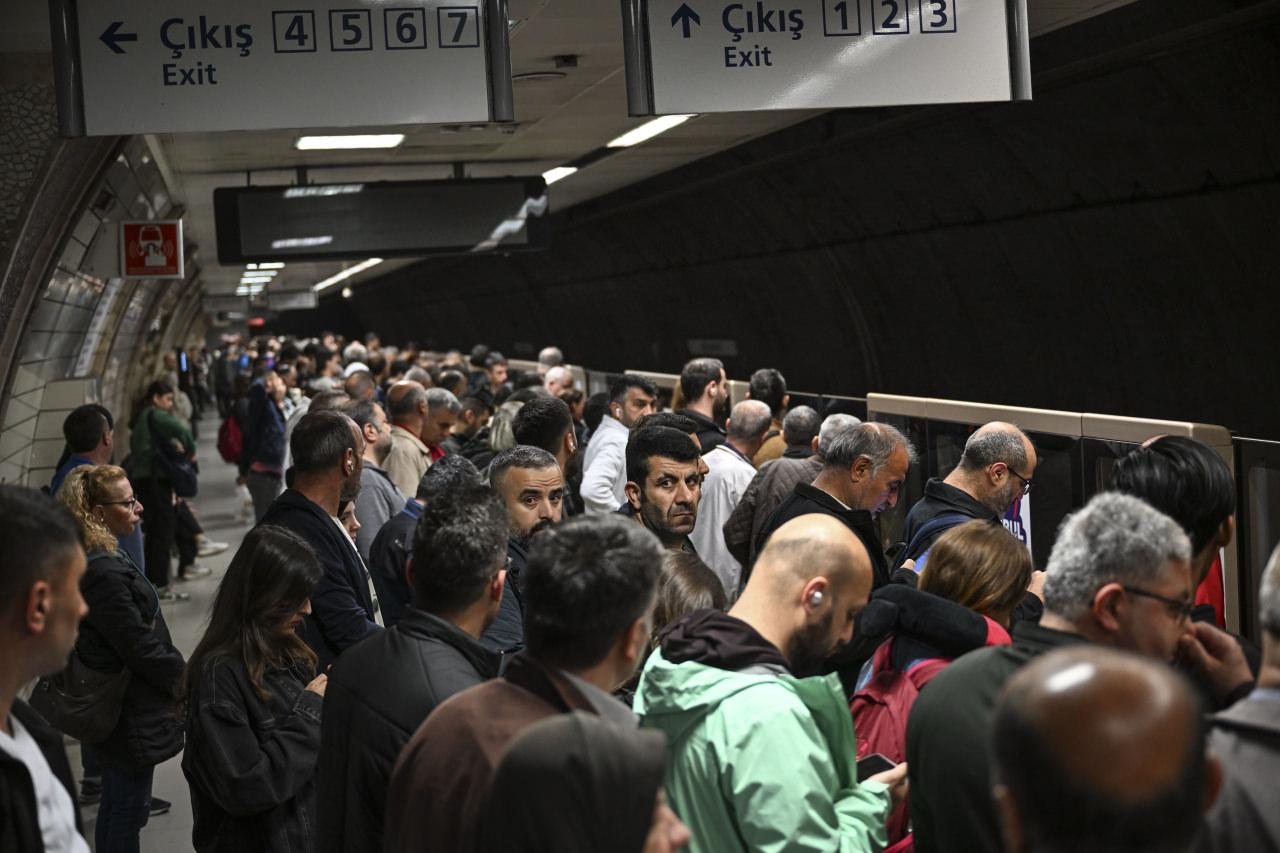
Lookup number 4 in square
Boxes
[438,7,479,48]
[273,11,317,53]
[823,0,862,36]
[920,0,957,32]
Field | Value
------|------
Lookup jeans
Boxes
[96,764,154,853]
[246,471,283,523]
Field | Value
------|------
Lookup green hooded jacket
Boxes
[636,649,891,853]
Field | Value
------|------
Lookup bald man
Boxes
[898,421,1037,567]
[384,380,433,496]
[993,646,1220,853]
[637,515,905,853]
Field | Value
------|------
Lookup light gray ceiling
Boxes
[5,0,1137,300]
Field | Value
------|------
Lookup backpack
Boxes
[893,511,972,572]
[217,414,243,464]
[851,640,949,846]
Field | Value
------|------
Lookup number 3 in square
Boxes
[920,0,957,32]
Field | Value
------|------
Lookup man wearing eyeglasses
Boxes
[896,422,1038,572]
[906,492,1254,853]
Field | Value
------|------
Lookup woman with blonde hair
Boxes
[849,520,1034,845]
[59,465,185,853]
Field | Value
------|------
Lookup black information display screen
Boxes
[214,177,549,264]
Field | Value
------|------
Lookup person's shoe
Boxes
[79,777,101,806]
[196,539,229,557]
[177,565,213,580]
[156,587,190,602]
[149,797,171,817]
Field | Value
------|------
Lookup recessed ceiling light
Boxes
[513,71,567,83]
[295,134,405,150]
[313,258,384,293]
[542,166,577,186]
[607,115,695,148]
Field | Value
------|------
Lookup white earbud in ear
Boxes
[808,590,824,607]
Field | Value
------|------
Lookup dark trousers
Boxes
[82,742,101,780]
[175,499,202,571]
[96,764,154,853]
[137,477,175,589]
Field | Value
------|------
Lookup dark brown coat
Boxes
[382,653,596,853]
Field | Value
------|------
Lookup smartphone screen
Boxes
[856,753,897,783]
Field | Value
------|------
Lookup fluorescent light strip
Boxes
[607,115,694,148]
[272,236,332,249]
[313,258,384,293]
[542,166,577,186]
[252,262,286,270]
[295,134,404,150]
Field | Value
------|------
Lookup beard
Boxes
[640,499,696,546]
[787,609,837,677]
[339,472,362,503]
[514,518,554,549]
[712,393,731,424]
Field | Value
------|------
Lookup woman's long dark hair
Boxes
[179,525,323,716]
[131,379,174,429]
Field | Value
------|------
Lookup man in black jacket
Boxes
[260,410,380,670]
[674,357,730,454]
[481,446,566,653]
[898,422,1037,565]
[751,421,915,593]
[0,486,87,851]
[318,484,507,853]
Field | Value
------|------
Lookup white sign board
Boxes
[53,0,512,135]
[623,0,1030,114]
[266,289,320,311]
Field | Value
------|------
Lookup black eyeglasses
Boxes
[101,496,140,508]
[1122,586,1194,621]
[1006,466,1033,495]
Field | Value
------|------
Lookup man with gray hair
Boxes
[907,492,1250,853]
[750,420,915,592]
[690,399,774,596]
[1206,541,1280,851]
[898,422,1037,568]
[536,345,563,376]
[724,412,857,570]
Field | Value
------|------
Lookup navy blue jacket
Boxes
[239,383,286,477]
[259,490,381,669]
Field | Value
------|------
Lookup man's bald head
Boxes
[993,646,1214,853]
[738,515,874,675]
[954,421,1037,516]
[387,380,428,422]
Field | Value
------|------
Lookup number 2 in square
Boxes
[823,0,861,36]
[438,7,479,48]
[872,0,909,34]
[273,11,317,53]
[920,0,956,32]
[385,8,428,49]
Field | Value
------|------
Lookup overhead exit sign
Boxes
[622,0,1031,115]
[50,0,513,136]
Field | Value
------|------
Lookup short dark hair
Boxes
[485,351,508,369]
[679,358,724,401]
[469,344,491,369]
[343,370,376,399]
[438,370,469,397]
[341,399,382,431]
[626,426,700,486]
[410,485,508,614]
[291,411,358,475]
[523,515,663,670]
[782,406,821,447]
[512,396,573,455]
[63,405,113,454]
[144,379,174,401]
[635,412,698,436]
[459,395,493,418]
[608,376,657,406]
[0,485,82,608]
[558,388,584,408]
[514,373,545,391]
[748,368,787,417]
[1109,436,1236,555]
[584,392,610,433]
[490,446,560,492]
[416,454,483,501]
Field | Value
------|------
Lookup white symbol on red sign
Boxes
[120,221,183,278]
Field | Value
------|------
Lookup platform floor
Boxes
[71,412,249,852]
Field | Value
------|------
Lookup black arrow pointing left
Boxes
[100,21,138,54]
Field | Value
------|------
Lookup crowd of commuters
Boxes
[0,331,1277,853]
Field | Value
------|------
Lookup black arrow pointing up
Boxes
[100,21,138,54]
[671,3,701,38]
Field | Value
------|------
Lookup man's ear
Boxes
[811,435,820,454]
[1218,516,1235,550]
[623,615,649,664]
[782,394,790,411]
[1092,583,1125,634]
[992,784,1027,853]
[492,569,507,603]
[625,482,642,511]
[25,581,52,635]
[851,455,872,482]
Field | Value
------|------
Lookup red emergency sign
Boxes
[120,220,184,278]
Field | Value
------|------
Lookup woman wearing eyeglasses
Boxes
[59,465,186,853]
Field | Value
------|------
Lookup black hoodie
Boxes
[660,610,791,674]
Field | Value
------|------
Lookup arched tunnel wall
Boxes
[288,0,1279,439]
